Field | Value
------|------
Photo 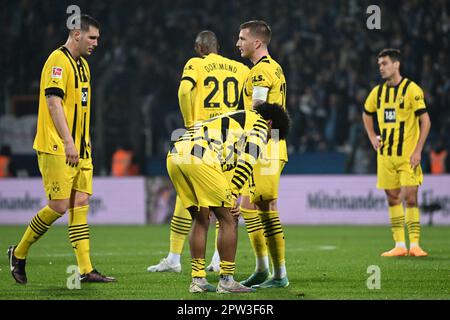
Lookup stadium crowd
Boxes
[2,0,449,174]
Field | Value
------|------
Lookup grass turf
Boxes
[0,225,449,300]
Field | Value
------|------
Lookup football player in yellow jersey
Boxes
[7,15,115,284]
[363,49,431,257]
[167,103,290,293]
[236,20,289,288]
[147,31,250,273]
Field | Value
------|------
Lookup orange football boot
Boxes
[409,246,428,257]
[381,247,408,257]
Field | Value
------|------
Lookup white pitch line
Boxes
[318,245,337,251]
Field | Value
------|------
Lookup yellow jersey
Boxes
[170,110,269,197]
[242,55,287,161]
[179,53,249,127]
[364,78,427,158]
[33,46,92,159]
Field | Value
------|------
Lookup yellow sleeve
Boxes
[178,80,194,128]
[178,58,199,128]
[229,119,269,198]
[250,64,273,88]
[408,82,427,115]
[42,52,70,99]
[363,86,379,114]
[180,58,199,85]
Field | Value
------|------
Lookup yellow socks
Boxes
[14,206,62,259]
[68,205,93,275]
[219,260,235,277]
[406,207,421,246]
[191,258,206,278]
[388,204,406,246]
[169,197,192,256]
[241,207,269,272]
[259,210,287,278]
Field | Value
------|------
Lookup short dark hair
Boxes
[240,20,272,45]
[69,14,100,32]
[195,30,219,54]
[254,103,290,140]
[378,48,401,62]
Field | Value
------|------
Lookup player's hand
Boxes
[64,140,79,167]
[410,150,421,169]
[230,197,240,218]
[369,135,382,151]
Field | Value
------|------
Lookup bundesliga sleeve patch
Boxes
[51,67,63,79]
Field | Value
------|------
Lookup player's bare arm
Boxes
[410,112,431,168]
[46,95,79,166]
[362,112,381,151]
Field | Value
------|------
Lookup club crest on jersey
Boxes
[52,67,63,79]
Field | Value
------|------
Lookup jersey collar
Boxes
[253,55,270,67]
[385,77,405,88]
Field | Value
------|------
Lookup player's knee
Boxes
[405,195,418,208]
[385,192,401,206]
[48,199,70,214]
[214,208,236,226]
[255,199,277,211]
[387,198,401,206]
[240,196,256,211]
[74,193,90,207]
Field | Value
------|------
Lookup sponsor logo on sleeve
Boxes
[52,67,63,79]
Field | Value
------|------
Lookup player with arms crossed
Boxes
[236,20,289,288]
[7,14,115,284]
[148,31,249,273]
[363,49,431,257]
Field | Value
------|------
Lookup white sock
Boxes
[274,264,287,279]
[395,242,406,248]
[256,256,270,272]
[210,250,220,264]
[167,252,181,265]
[410,242,418,248]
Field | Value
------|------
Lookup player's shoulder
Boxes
[43,47,71,72]
[183,57,202,69]
[247,108,265,121]
[404,78,423,92]
[46,47,69,63]
[368,83,382,95]
[252,55,279,72]
[266,55,282,67]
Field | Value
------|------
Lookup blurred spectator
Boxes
[111,145,139,176]
[2,0,449,174]
[0,145,16,178]
[429,139,448,174]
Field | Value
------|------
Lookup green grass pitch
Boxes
[0,225,449,300]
